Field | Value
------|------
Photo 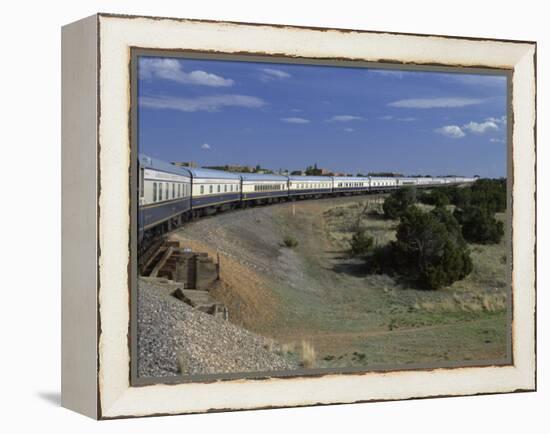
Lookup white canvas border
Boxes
[96,15,536,418]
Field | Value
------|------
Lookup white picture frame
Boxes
[61,13,536,419]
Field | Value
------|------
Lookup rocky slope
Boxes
[137,278,297,378]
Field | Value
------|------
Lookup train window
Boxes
[177,184,180,197]
[218,185,221,193]
[209,185,213,194]
[165,183,169,199]
[172,183,175,198]
[153,182,157,202]
[159,182,163,200]
[225,185,227,193]
[200,185,204,195]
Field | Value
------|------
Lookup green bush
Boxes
[470,179,507,213]
[454,206,504,244]
[349,229,374,258]
[367,206,472,290]
[383,187,416,219]
[418,190,450,207]
[282,236,299,248]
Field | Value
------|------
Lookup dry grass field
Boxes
[170,195,509,370]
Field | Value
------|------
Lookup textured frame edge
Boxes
[62,13,536,420]
[61,14,100,419]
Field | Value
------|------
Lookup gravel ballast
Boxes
[137,278,297,378]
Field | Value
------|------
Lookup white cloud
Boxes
[344,128,355,132]
[443,74,507,87]
[388,97,485,109]
[485,115,507,125]
[201,143,211,149]
[281,117,310,124]
[140,94,266,112]
[140,58,234,87]
[327,115,363,122]
[377,115,416,121]
[435,125,466,138]
[490,138,505,143]
[368,69,406,78]
[291,108,303,112]
[259,68,291,81]
[435,115,506,140]
[463,120,499,134]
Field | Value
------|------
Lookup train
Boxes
[138,154,476,244]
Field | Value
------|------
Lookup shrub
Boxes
[349,228,374,258]
[469,178,507,213]
[383,187,416,219]
[452,186,472,209]
[368,206,472,290]
[282,235,299,248]
[454,205,504,244]
[418,189,450,207]
[394,207,472,289]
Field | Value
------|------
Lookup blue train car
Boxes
[370,176,398,191]
[187,167,241,212]
[138,154,192,238]
[288,176,333,197]
[241,173,289,202]
[332,176,370,194]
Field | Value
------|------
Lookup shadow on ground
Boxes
[37,391,61,407]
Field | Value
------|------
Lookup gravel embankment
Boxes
[137,278,297,378]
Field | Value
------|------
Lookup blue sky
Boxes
[138,56,508,178]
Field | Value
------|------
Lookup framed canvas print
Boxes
[61,13,536,419]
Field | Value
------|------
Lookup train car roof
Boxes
[185,167,241,180]
[369,176,398,181]
[332,176,370,182]
[240,173,288,182]
[288,175,332,182]
[139,154,191,178]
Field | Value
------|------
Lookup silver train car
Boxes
[138,155,192,241]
